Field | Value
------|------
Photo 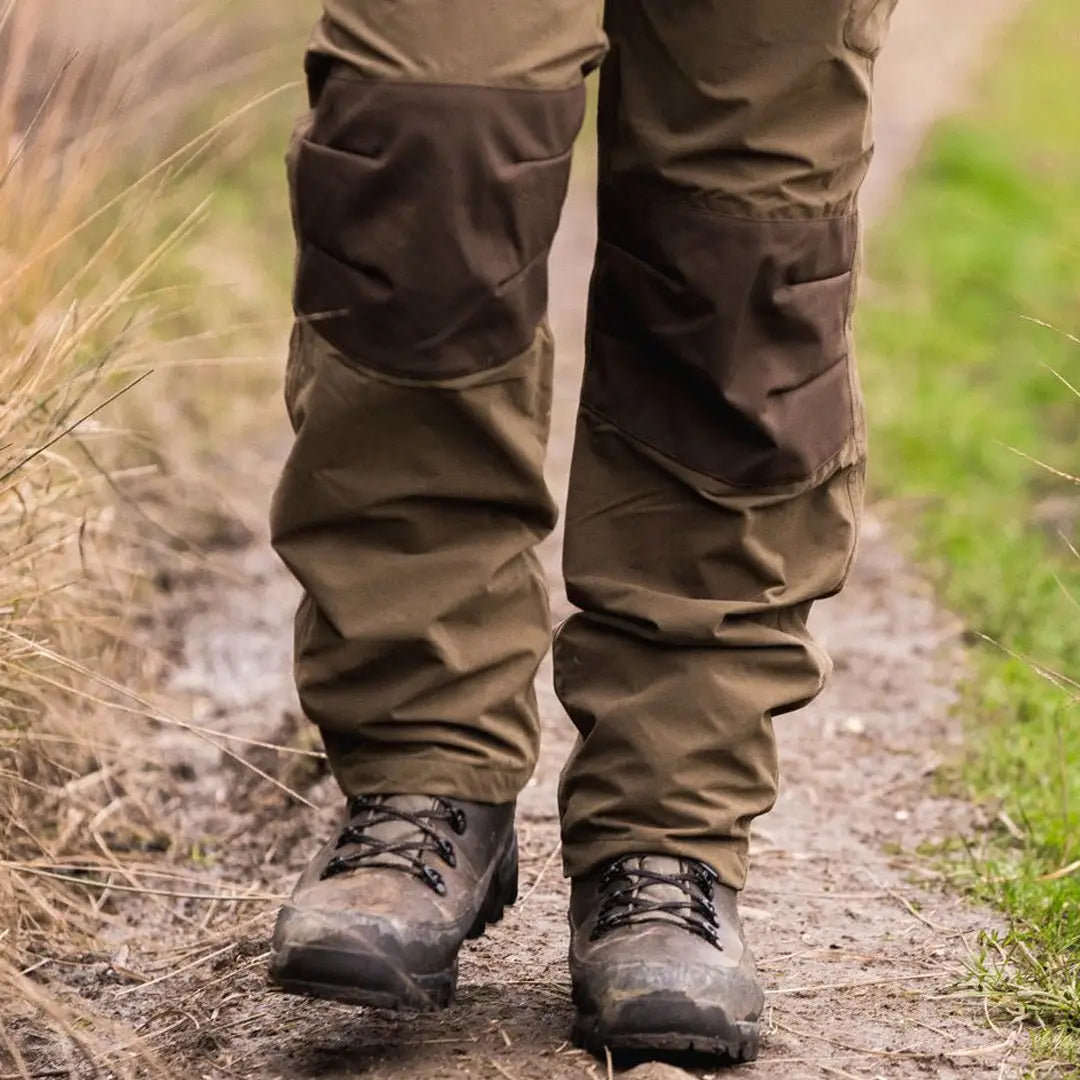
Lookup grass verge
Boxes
[857,0,1080,1062]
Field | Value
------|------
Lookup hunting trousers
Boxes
[271,0,896,889]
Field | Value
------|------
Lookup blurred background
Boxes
[2,0,1078,1074]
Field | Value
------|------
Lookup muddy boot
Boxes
[569,855,763,1062]
[269,795,518,1011]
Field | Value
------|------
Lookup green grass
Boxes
[857,0,1080,1055]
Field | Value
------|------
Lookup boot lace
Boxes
[319,796,467,895]
[592,857,722,947]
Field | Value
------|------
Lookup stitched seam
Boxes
[578,401,853,493]
[301,128,580,167]
[323,68,588,95]
[295,237,555,381]
[294,314,550,390]
[602,184,861,225]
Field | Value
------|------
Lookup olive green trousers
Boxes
[271,0,896,888]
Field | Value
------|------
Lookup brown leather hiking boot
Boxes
[569,855,763,1061]
[268,795,517,1011]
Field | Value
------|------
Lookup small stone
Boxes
[841,715,867,735]
[894,809,910,822]
[623,1065,697,1080]
[739,904,774,922]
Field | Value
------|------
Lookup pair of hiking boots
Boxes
[268,795,763,1062]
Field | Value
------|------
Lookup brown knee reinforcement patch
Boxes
[583,185,859,487]
[292,71,584,378]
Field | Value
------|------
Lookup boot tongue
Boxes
[621,854,695,925]
[346,794,442,870]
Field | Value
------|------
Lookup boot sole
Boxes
[572,989,760,1063]
[267,834,519,1012]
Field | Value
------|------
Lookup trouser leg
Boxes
[556,0,897,887]
[270,1,606,803]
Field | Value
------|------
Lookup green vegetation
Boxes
[0,5,306,1068]
[857,0,1080,1057]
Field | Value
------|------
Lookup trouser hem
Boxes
[562,838,750,892]
[329,755,533,808]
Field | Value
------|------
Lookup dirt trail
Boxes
[88,4,1033,1078]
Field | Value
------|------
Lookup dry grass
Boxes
[0,1,290,1073]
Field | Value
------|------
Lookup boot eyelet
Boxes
[336,825,361,849]
[322,855,349,879]
[421,865,447,895]
[448,808,467,835]
[437,839,457,867]
[695,897,717,920]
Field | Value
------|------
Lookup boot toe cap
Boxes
[270,904,459,1010]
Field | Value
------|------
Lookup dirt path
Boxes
[90,4,1034,1078]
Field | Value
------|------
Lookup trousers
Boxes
[270,0,896,888]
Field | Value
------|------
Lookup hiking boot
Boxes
[268,795,517,1011]
[569,854,764,1061]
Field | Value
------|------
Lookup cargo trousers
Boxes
[271,0,896,890]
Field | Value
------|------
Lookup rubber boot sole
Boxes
[572,987,760,1064]
[268,835,519,1012]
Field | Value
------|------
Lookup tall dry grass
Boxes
[0,1,281,1072]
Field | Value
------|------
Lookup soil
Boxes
[29,2,1039,1077]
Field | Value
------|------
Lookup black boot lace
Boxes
[591,857,722,947]
[319,796,468,895]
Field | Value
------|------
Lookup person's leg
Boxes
[268,0,605,1010]
[272,1,604,804]
[560,0,896,1058]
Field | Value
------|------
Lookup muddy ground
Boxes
[27,2,1040,1077]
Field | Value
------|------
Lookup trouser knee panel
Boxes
[293,73,585,379]
[585,186,861,487]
